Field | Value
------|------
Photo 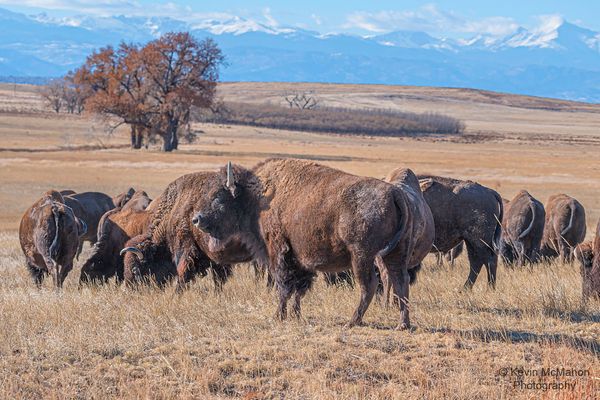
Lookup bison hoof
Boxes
[396,322,410,331]
[345,320,364,329]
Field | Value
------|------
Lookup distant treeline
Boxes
[201,102,465,136]
[0,76,53,85]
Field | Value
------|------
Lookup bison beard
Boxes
[192,159,417,329]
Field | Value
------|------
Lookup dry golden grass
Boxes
[0,82,599,399]
[0,231,598,399]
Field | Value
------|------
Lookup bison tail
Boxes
[560,202,575,236]
[518,202,536,239]
[49,206,62,263]
[492,191,504,252]
[378,188,411,259]
[408,263,422,285]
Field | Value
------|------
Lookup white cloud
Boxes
[311,13,321,26]
[0,0,141,15]
[262,7,278,27]
[344,4,520,37]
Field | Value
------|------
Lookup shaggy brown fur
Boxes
[540,194,586,263]
[417,175,503,289]
[592,220,600,298]
[19,190,85,287]
[575,240,598,299]
[80,191,154,284]
[499,190,545,266]
[192,159,416,329]
[380,167,435,305]
[121,172,254,290]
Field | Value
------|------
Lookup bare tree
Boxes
[283,91,318,110]
[40,79,63,113]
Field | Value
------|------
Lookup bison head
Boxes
[575,242,594,270]
[192,162,255,253]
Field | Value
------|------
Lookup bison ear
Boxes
[224,161,240,198]
[419,178,434,192]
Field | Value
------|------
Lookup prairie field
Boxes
[0,82,599,399]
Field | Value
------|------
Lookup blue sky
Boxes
[1,1,599,36]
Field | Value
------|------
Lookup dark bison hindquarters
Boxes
[19,190,85,288]
[418,175,503,289]
[193,159,417,329]
[540,194,586,263]
[499,190,545,266]
[381,167,435,305]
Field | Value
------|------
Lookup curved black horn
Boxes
[120,247,144,260]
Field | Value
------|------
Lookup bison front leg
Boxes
[347,255,379,328]
[463,240,487,289]
[211,263,232,292]
[175,250,203,293]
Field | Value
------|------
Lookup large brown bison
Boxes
[120,172,254,290]
[80,190,153,284]
[380,167,435,304]
[540,194,586,263]
[499,190,545,266]
[19,190,86,287]
[192,159,417,329]
[417,175,503,288]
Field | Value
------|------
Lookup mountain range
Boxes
[1,7,599,102]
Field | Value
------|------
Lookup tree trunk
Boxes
[130,125,143,149]
[161,119,179,152]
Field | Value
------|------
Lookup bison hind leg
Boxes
[463,240,493,289]
[291,269,316,319]
[27,261,45,288]
[347,253,379,328]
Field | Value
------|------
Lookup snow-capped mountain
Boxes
[1,7,599,102]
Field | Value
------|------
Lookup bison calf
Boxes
[19,190,86,287]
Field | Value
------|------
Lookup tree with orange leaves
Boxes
[74,32,224,151]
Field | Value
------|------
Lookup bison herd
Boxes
[19,158,600,329]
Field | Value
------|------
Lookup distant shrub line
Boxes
[201,102,465,137]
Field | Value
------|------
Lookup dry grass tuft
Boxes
[0,231,598,399]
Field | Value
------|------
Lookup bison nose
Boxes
[192,213,208,229]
